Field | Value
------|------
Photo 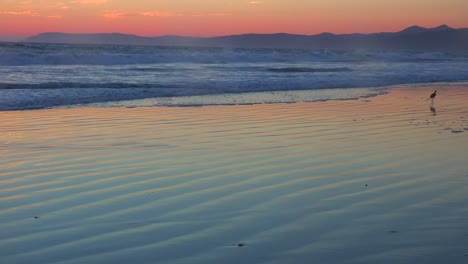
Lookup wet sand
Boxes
[1,84,468,264]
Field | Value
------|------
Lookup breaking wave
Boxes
[1,42,466,66]
[267,67,352,73]
[1,42,468,110]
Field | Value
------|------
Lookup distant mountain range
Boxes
[24,25,468,52]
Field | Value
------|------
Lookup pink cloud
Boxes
[248,1,264,4]
[191,13,232,17]
[103,11,183,19]
[142,12,182,17]
[103,11,130,19]
[71,0,109,5]
[0,10,39,16]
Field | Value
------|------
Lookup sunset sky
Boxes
[1,0,468,40]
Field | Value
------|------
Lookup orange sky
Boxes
[1,0,468,39]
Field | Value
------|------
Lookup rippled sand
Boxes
[1,85,468,264]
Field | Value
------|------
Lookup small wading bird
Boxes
[430,90,437,100]
[429,90,437,107]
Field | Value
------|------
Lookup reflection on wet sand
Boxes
[1,85,468,264]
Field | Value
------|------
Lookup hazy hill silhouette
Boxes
[24,25,468,52]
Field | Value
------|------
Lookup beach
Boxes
[1,84,468,263]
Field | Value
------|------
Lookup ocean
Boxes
[1,42,468,110]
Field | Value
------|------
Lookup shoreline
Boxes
[1,81,468,112]
[36,81,468,109]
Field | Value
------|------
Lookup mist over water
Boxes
[1,42,468,110]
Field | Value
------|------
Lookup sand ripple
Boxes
[1,85,468,264]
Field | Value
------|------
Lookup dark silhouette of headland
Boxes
[23,25,468,52]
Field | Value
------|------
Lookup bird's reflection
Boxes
[430,106,436,115]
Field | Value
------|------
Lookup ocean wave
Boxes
[1,43,466,66]
[2,43,468,110]
[0,82,176,90]
[267,67,352,73]
[127,67,179,72]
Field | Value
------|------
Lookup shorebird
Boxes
[429,90,437,107]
